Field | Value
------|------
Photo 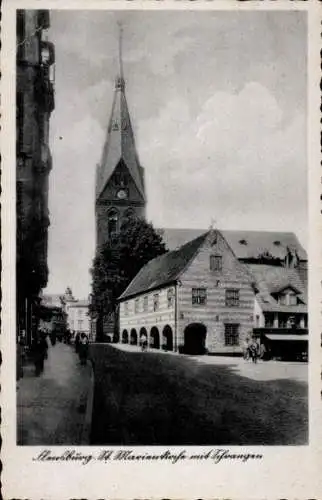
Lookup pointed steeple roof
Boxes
[96,25,145,202]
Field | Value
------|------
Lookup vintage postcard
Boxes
[1,0,321,498]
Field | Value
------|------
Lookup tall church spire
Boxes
[115,21,125,91]
[95,24,146,246]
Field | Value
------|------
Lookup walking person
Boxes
[32,333,48,376]
[140,333,148,352]
[249,337,259,364]
[74,331,80,354]
[78,332,89,365]
[243,337,250,361]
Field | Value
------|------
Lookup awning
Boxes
[265,334,308,342]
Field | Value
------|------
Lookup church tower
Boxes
[95,25,146,247]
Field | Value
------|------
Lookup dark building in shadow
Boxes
[16,10,55,347]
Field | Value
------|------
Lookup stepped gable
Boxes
[159,228,307,261]
[119,231,209,300]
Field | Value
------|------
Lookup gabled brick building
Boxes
[118,229,308,357]
[118,230,255,354]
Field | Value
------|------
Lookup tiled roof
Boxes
[119,232,209,300]
[246,264,307,313]
[159,228,307,261]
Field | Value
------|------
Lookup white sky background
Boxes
[45,10,307,299]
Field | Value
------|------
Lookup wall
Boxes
[178,232,254,354]
[254,298,265,327]
[119,285,176,344]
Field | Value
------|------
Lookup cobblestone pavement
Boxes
[90,344,308,445]
[17,342,93,445]
[114,343,308,382]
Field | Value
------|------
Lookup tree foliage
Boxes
[91,218,167,316]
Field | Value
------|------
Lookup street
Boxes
[17,341,93,445]
[90,344,308,446]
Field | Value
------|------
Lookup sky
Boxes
[45,10,307,299]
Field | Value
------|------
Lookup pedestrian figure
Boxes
[78,332,89,365]
[32,333,48,376]
[243,337,250,361]
[75,332,80,353]
[49,331,56,346]
[260,342,267,360]
[249,337,259,363]
[140,333,148,352]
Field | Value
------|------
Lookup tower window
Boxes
[108,209,119,236]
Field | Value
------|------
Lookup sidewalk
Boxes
[17,341,94,445]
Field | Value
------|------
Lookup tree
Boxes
[91,218,167,325]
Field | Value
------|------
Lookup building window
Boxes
[108,208,119,236]
[210,255,222,271]
[225,289,240,307]
[289,292,297,305]
[153,294,159,311]
[143,296,148,312]
[224,324,239,346]
[134,298,140,314]
[255,314,260,327]
[192,288,207,306]
[78,320,83,330]
[124,301,129,316]
[167,288,174,308]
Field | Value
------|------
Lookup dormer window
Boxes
[278,290,298,306]
[273,240,281,246]
[239,239,247,245]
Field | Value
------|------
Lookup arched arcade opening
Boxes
[162,325,173,351]
[130,328,138,345]
[122,329,129,344]
[150,326,160,349]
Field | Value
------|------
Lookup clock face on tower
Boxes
[116,188,128,200]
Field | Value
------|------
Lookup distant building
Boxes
[16,10,55,346]
[59,288,91,340]
[118,229,308,357]
[66,301,90,338]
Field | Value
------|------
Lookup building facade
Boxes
[119,230,255,355]
[66,301,91,338]
[118,229,308,357]
[16,10,55,346]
